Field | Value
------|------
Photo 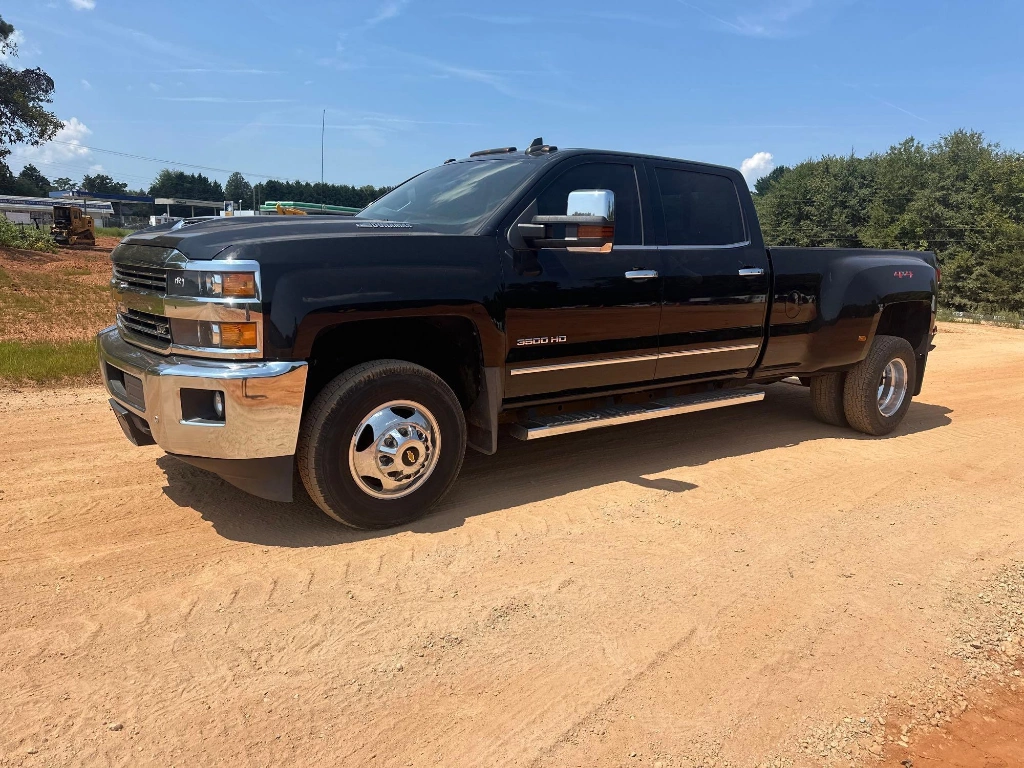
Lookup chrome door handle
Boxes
[625,270,658,280]
[738,267,765,276]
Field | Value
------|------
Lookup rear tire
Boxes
[810,373,848,427]
[843,335,916,436]
[297,360,467,529]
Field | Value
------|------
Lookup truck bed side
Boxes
[757,247,937,379]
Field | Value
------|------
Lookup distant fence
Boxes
[937,308,1024,329]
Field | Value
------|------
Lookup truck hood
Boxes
[121,216,443,262]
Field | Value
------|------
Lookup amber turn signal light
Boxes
[577,225,615,239]
[222,272,257,298]
[211,322,258,348]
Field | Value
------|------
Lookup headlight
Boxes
[169,319,259,349]
[168,271,257,299]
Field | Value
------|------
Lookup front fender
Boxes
[245,234,506,366]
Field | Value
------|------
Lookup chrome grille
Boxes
[113,263,168,293]
[118,308,171,346]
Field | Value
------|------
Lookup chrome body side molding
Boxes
[657,343,760,359]
[509,353,658,376]
[510,343,762,376]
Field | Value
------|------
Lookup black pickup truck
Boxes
[99,140,938,529]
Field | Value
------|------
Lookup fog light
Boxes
[213,391,225,419]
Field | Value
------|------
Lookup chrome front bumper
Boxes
[98,325,307,460]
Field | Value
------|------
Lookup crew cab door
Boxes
[645,161,770,380]
[500,158,661,399]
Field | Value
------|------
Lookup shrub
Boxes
[0,216,59,253]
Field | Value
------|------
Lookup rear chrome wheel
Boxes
[876,359,908,417]
[349,401,441,499]
[843,335,916,436]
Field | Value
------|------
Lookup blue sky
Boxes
[5,0,1024,190]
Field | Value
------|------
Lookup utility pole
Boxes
[321,109,326,206]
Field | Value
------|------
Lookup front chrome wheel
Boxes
[348,400,441,499]
[876,358,908,417]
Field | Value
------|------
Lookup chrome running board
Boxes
[509,388,765,441]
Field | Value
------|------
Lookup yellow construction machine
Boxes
[51,205,96,247]
[275,202,308,216]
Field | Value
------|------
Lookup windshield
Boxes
[357,159,537,233]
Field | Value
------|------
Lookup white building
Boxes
[0,195,116,228]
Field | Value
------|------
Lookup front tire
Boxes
[297,360,467,529]
[843,335,916,436]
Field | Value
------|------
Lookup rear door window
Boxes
[654,167,745,246]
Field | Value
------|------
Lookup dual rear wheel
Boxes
[809,335,916,435]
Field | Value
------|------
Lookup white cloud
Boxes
[336,0,410,40]
[157,96,295,104]
[450,13,534,25]
[69,0,96,9]
[364,0,410,28]
[740,151,775,187]
[81,78,92,89]
[677,0,826,38]
[164,68,280,75]
[89,164,105,173]
[11,117,92,169]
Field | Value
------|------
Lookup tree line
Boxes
[0,162,391,215]
[753,129,1024,314]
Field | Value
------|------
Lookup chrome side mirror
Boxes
[566,189,614,221]
[516,188,616,252]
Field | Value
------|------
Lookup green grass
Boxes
[95,227,135,239]
[0,340,100,384]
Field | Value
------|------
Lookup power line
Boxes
[22,159,156,185]
[45,140,299,181]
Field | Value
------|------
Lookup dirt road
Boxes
[2,322,1023,767]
